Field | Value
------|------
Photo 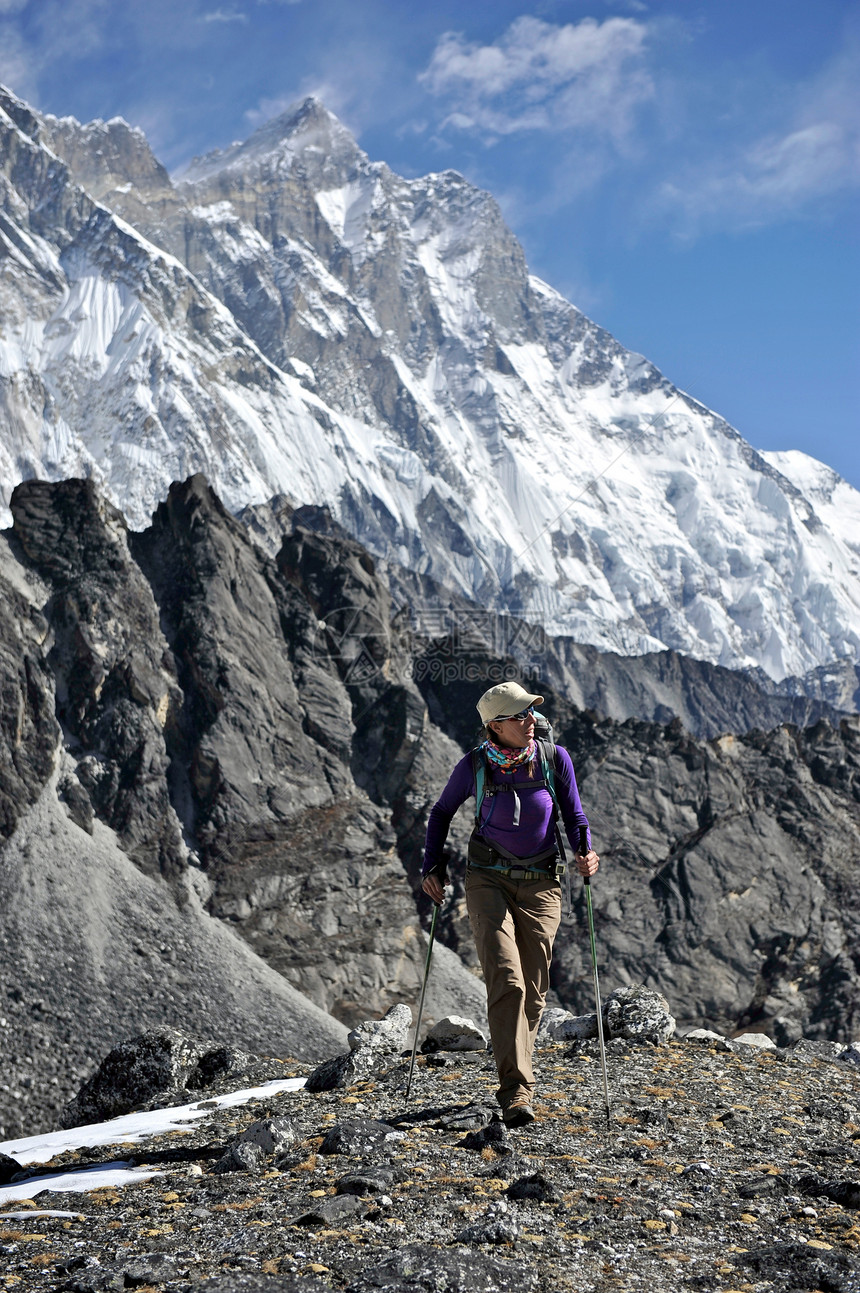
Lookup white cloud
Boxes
[203,8,248,21]
[420,15,654,143]
[0,27,38,99]
[660,42,860,231]
[0,0,114,99]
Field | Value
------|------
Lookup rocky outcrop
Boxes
[59,1027,284,1129]
[10,478,185,877]
[0,533,58,841]
[131,476,469,1027]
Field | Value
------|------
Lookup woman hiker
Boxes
[421,681,599,1127]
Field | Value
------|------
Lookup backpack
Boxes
[470,712,567,867]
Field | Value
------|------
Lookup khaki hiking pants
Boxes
[465,866,561,1111]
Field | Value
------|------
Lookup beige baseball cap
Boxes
[476,681,544,724]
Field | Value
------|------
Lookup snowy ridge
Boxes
[1,84,858,682]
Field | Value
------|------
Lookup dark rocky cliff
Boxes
[1,475,858,1141]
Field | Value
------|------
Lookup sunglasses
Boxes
[494,707,535,722]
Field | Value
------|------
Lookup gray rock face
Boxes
[131,478,466,1028]
[0,534,58,842]
[548,710,860,1044]
[0,476,482,1138]
[10,479,185,878]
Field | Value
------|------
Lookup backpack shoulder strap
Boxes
[471,746,486,829]
[537,737,568,866]
[536,737,559,809]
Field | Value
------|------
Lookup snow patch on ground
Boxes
[0,1080,305,1206]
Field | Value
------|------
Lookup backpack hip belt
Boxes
[467,831,565,881]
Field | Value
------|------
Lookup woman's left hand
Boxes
[575,849,599,878]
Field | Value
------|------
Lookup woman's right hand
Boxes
[575,849,600,878]
[422,873,446,905]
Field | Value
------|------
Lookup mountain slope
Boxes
[1,86,858,683]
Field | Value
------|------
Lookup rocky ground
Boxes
[2,1033,860,1293]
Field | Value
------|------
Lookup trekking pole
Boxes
[580,828,611,1126]
[405,901,439,1104]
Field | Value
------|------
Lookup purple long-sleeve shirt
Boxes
[422,744,592,876]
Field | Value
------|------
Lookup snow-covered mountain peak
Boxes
[177,96,364,189]
[1,85,858,685]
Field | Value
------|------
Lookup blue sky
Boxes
[2,0,858,488]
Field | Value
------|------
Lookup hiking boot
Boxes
[503,1101,536,1128]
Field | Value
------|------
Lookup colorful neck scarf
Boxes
[483,736,536,772]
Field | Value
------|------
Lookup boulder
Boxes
[59,1027,272,1128]
[293,1194,367,1227]
[236,1116,296,1156]
[789,1039,846,1064]
[421,1016,487,1053]
[0,1151,22,1185]
[536,1007,571,1041]
[456,1198,519,1245]
[460,1123,511,1154]
[684,1028,728,1047]
[605,985,676,1045]
[319,1119,399,1157]
[335,1168,395,1196]
[505,1172,557,1202]
[212,1140,267,1175]
[60,1027,207,1128]
[214,1115,298,1171]
[305,1048,397,1093]
[348,1004,412,1054]
[538,1011,598,1043]
[731,1032,777,1051]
